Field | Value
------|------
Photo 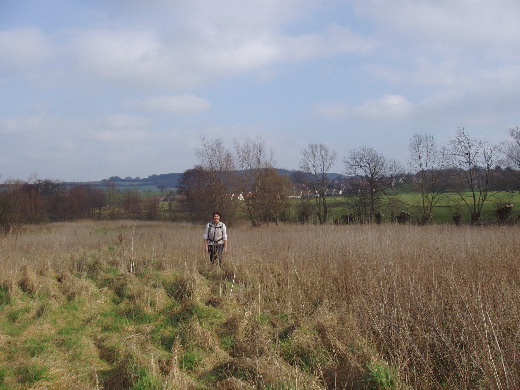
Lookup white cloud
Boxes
[129,95,211,114]
[0,111,157,181]
[355,0,520,57]
[104,113,150,129]
[93,114,151,142]
[60,2,372,91]
[356,0,520,97]
[199,36,281,73]
[1,113,46,135]
[197,22,374,76]
[315,95,414,121]
[95,129,148,142]
[0,28,51,74]
[279,23,375,62]
[313,103,349,119]
[0,2,374,93]
[352,95,414,120]
[69,29,170,89]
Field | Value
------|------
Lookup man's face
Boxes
[213,214,220,223]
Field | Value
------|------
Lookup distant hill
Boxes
[65,173,183,192]
[65,170,349,193]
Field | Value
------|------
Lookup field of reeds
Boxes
[0,221,518,389]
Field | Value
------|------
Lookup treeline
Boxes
[0,180,165,233]
[0,180,103,225]
[0,165,518,232]
[177,128,520,225]
[1,126,519,230]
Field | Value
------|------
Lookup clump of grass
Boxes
[364,360,399,390]
[180,346,205,371]
[102,353,162,390]
[14,363,49,385]
[0,367,9,389]
[23,337,48,357]
[56,270,97,301]
[17,265,38,296]
[279,325,330,375]
[0,284,10,308]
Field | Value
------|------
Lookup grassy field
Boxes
[0,221,518,389]
[326,191,520,224]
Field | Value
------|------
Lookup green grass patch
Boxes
[101,355,162,390]
[279,328,330,375]
[23,338,49,357]
[256,313,270,325]
[129,367,162,390]
[0,286,10,308]
[0,367,10,390]
[119,303,157,324]
[364,361,399,390]
[219,334,235,351]
[1,306,34,336]
[99,306,131,332]
[6,306,30,323]
[15,363,49,385]
[55,334,81,351]
[180,346,204,371]
[166,301,223,328]
[151,327,176,352]
[62,298,81,313]
[93,226,111,234]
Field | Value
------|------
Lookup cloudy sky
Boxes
[1,0,519,182]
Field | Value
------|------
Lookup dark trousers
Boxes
[209,244,224,266]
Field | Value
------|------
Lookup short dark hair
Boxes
[213,211,221,218]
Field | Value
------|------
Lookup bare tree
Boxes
[503,126,520,168]
[33,179,65,221]
[253,168,292,225]
[105,182,122,219]
[64,185,91,220]
[177,166,213,221]
[344,146,401,222]
[143,196,160,220]
[195,137,238,221]
[197,137,235,174]
[299,144,337,224]
[122,190,143,219]
[0,180,45,230]
[233,137,277,226]
[408,133,446,223]
[234,137,274,172]
[87,185,106,219]
[446,126,500,223]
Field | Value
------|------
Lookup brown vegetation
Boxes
[0,221,518,389]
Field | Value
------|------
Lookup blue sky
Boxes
[1,0,519,182]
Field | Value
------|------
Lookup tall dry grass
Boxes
[0,220,518,389]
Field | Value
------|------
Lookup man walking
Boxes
[204,211,228,266]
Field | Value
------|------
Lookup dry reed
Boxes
[0,221,518,389]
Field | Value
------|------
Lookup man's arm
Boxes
[222,224,228,253]
[204,224,209,252]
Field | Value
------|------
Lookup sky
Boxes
[1,0,520,182]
